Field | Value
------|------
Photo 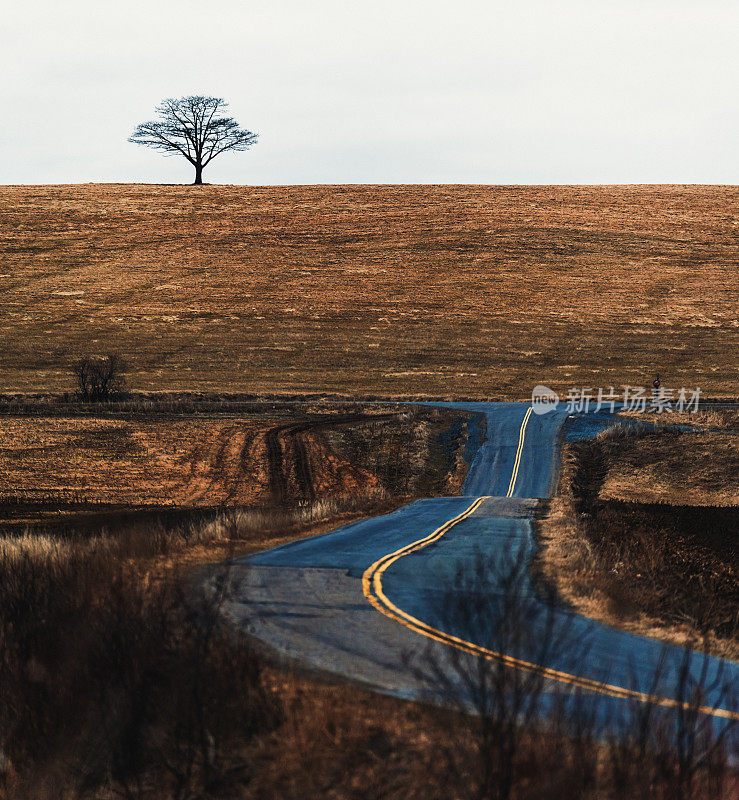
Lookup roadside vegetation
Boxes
[536,417,739,659]
[0,398,486,797]
[0,521,735,799]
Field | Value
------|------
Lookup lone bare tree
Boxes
[129,96,258,184]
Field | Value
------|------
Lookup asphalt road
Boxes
[224,403,738,730]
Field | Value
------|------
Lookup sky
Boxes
[2,0,738,185]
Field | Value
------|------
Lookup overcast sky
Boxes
[2,0,737,185]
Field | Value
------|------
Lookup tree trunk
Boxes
[193,163,203,185]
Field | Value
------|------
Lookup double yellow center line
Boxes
[506,406,532,497]
[361,406,738,721]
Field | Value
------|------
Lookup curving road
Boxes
[224,403,738,728]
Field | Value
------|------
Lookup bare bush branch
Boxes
[71,353,127,401]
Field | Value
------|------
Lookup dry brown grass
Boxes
[1,184,737,397]
[1,516,735,800]
[619,407,739,431]
[0,415,274,506]
[536,425,738,659]
[0,404,475,530]
[600,429,739,506]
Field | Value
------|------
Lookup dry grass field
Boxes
[537,421,739,659]
[0,404,477,530]
[599,429,738,506]
[1,184,737,398]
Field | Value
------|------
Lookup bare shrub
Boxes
[409,549,738,800]
[607,644,738,800]
[71,353,127,401]
[0,534,280,799]
[408,548,596,800]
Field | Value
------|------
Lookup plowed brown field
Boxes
[1,184,736,397]
[0,405,476,528]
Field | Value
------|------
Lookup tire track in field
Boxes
[182,424,258,505]
[184,412,400,506]
[266,413,398,504]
